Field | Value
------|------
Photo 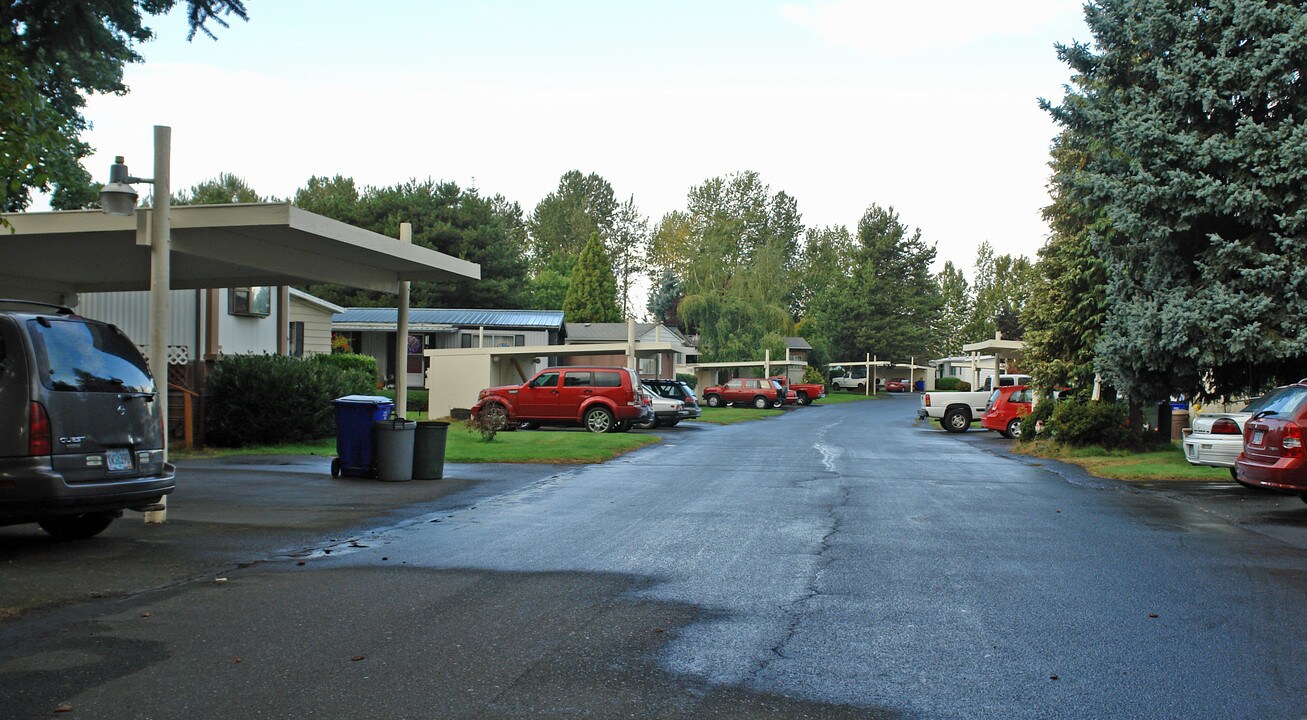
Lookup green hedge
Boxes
[311,352,379,379]
[205,354,375,447]
[377,388,429,412]
[936,377,971,391]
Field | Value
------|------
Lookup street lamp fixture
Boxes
[99,156,149,216]
[99,127,172,525]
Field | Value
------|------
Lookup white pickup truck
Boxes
[918,374,1031,433]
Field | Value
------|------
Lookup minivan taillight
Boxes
[28,402,52,456]
[1210,418,1241,435]
[1282,422,1303,458]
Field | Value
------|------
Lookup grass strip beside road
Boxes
[173,421,658,465]
[690,406,783,424]
[1015,439,1232,481]
[814,391,883,404]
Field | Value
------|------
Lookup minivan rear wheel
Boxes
[38,512,116,540]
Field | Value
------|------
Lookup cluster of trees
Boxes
[0,0,1037,370]
[1025,0,1307,421]
[18,0,1305,424]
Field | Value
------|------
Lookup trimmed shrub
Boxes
[1017,396,1056,443]
[936,377,971,391]
[311,352,378,380]
[801,365,824,384]
[205,354,375,447]
[376,388,429,413]
[1048,398,1132,449]
[676,373,697,390]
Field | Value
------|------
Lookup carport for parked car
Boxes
[959,334,1026,390]
[1,203,481,520]
[422,324,681,419]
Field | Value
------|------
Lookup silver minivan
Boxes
[0,301,175,538]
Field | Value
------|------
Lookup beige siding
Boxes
[289,300,334,356]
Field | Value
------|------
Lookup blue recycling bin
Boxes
[331,395,394,478]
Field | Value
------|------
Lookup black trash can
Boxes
[413,421,450,480]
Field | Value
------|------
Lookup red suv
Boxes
[471,366,650,433]
[701,377,781,409]
[1235,382,1307,501]
[980,385,1034,439]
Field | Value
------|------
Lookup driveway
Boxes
[2,395,1305,719]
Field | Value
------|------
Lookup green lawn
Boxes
[173,421,658,464]
[813,390,883,404]
[689,406,783,424]
[1015,439,1232,481]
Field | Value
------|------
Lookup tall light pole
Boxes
[100,126,171,524]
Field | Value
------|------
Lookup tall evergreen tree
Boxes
[933,261,971,356]
[1023,130,1110,396]
[1045,0,1307,402]
[563,232,622,323]
[813,205,942,361]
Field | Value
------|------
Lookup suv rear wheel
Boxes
[584,407,614,433]
[38,512,116,540]
[753,396,769,409]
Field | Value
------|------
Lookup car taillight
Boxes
[1210,418,1240,435]
[1283,422,1303,457]
[28,401,51,456]
[924,394,931,407]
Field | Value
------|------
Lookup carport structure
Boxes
[422,335,683,419]
[1,203,480,516]
[960,333,1026,389]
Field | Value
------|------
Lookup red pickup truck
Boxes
[770,376,825,406]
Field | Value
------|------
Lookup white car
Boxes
[1182,394,1273,478]
[636,386,684,429]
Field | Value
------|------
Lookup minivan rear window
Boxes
[27,319,153,393]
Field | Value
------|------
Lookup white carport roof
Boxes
[0,203,480,298]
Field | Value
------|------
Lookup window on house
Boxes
[460,333,525,348]
[229,287,271,317]
[289,322,305,357]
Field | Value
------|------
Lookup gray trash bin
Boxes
[413,421,450,480]
[373,419,416,482]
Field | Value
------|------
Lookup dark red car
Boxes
[471,366,650,433]
[1235,382,1307,501]
[980,385,1034,439]
[701,377,781,409]
[885,379,910,393]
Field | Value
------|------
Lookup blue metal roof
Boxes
[333,308,565,329]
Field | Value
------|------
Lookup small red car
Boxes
[885,379,909,393]
[1235,382,1307,501]
[980,385,1034,439]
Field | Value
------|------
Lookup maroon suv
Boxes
[1235,382,1307,502]
[471,366,650,433]
[701,377,782,409]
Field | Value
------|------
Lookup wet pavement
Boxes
[2,396,1306,719]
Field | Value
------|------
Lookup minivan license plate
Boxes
[106,448,132,472]
[1252,430,1265,445]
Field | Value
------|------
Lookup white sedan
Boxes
[1182,396,1270,478]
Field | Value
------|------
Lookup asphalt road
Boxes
[2,395,1306,719]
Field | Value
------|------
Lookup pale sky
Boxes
[73,1,1091,281]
